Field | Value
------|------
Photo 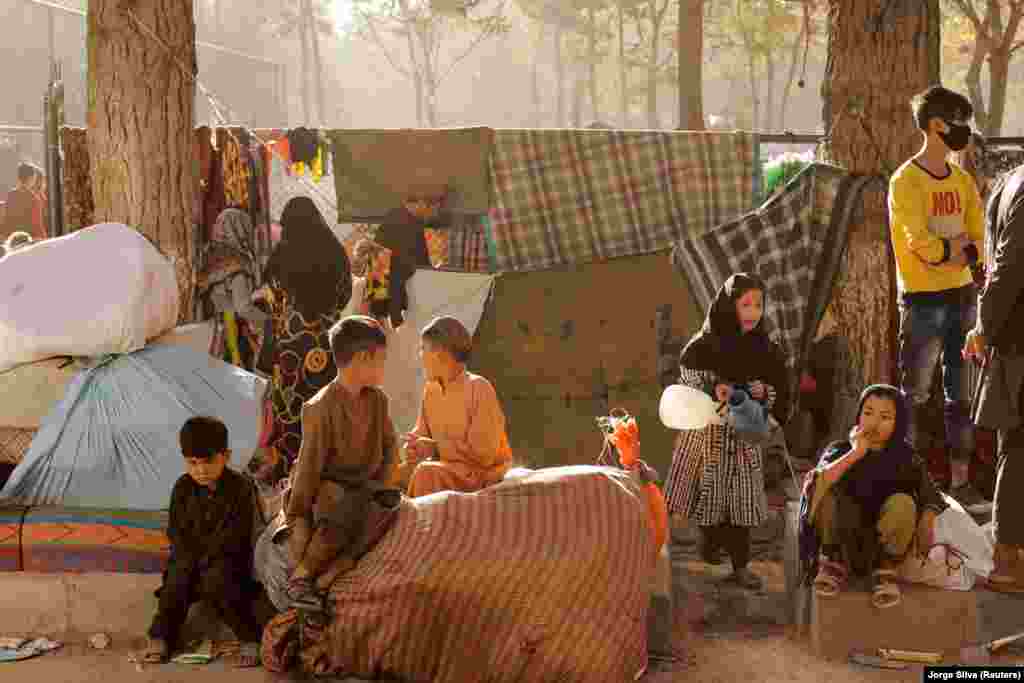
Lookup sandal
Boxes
[813,558,848,597]
[872,569,901,609]
[142,638,169,664]
[234,641,261,669]
[286,575,325,613]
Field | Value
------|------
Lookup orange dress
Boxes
[407,371,512,497]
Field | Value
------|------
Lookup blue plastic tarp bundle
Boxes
[0,344,267,510]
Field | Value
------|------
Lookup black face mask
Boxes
[940,123,972,152]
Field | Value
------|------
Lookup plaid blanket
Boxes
[672,163,885,380]
[487,130,757,272]
[276,466,654,682]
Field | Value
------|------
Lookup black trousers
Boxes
[996,423,1024,546]
[700,524,751,570]
[148,559,271,648]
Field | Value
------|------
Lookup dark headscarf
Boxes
[680,272,790,420]
[263,197,352,320]
[798,384,924,580]
[820,384,915,518]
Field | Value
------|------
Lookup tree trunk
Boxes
[87,0,199,323]
[821,0,941,440]
[763,51,776,133]
[987,50,1010,137]
[677,0,704,130]
[306,0,327,126]
[618,4,628,127]
[555,25,565,126]
[965,47,988,135]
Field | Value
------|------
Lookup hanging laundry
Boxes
[287,127,320,165]
[219,128,251,209]
[328,127,494,221]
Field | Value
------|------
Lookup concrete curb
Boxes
[0,573,232,646]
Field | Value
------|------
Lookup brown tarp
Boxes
[328,127,494,221]
[472,251,703,477]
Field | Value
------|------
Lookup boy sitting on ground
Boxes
[144,416,270,667]
[284,315,401,611]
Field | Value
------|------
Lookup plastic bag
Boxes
[899,495,993,591]
[659,384,723,430]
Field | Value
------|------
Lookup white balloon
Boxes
[659,384,722,430]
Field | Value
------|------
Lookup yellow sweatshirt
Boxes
[888,159,984,296]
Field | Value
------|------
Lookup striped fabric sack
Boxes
[270,466,655,682]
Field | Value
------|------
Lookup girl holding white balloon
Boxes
[662,272,791,589]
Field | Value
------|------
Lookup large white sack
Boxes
[0,321,215,430]
[0,223,179,373]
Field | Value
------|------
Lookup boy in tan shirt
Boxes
[404,316,513,497]
[285,315,401,611]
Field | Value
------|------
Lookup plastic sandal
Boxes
[871,569,901,609]
[813,558,848,597]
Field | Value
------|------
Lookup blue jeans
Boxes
[898,289,976,459]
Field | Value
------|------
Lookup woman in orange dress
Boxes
[403,316,513,497]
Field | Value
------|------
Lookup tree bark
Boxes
[677,0,704,130]
[821,0,941,440]
[87,0,199,323]
[986,49,1010,137]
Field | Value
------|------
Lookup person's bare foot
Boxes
[142,638,169,664]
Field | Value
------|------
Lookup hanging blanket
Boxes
[487,129,757,272]
[329,128,495,221]
[671,163,884,372]
[266,466,653,682]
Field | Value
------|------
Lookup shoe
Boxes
[728,567,763,590]
[989,544,1024,593]
[949,484,993,515]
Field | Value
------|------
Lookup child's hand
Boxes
[748,381,766,400]
[714,384,733,402]
[849,426,870,456]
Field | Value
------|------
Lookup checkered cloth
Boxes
[487,129,757,272]
[672,163,885,373]
[446,217,491,272]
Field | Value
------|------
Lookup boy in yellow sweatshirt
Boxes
[888,85,989,514]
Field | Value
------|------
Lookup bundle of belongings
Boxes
[260,466,657,682]
[0,223,266,507]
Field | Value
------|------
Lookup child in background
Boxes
[144,417,270,667]
[663,273,791,589]
[284,316,401,611]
